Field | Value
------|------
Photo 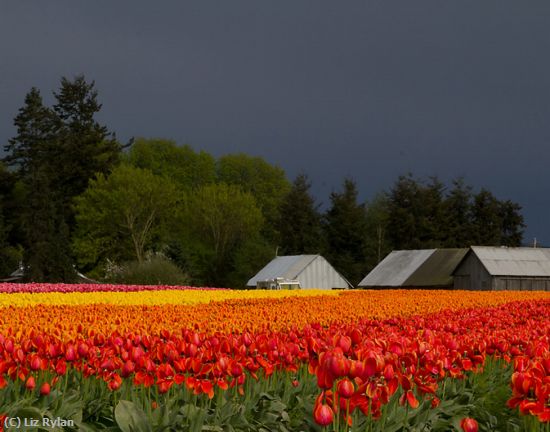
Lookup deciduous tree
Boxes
[73,165,179,273]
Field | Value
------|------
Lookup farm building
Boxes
[247,255,352,289]
[358,248,468,288]
[453,246,550,291]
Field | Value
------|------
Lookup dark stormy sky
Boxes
[1,2,549,245]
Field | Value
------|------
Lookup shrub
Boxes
[106,256,189,286]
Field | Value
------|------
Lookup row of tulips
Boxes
[0,298,548,427]
[1,289,548,337]
[0,283,225,294]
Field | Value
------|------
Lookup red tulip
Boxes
[313,403,334,426]
[25,376,36,391]
[337,378,355,398]
[460,417,478,432]
[40,382,51,396]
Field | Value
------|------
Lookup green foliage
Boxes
[276,174,324,255]
[178,183,264,287]
[126,138,216,190]
[323,178,368,286]
[217,153,291,243]
[105,256,189,286]
[73,164,179,272]
[115,400,152,432]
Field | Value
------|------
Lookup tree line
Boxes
[0,76,526,287]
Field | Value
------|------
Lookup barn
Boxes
[453,246,550,291]
[247,254,352,289]
[358,248,468,288]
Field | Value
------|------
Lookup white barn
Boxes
[247,255,351,289]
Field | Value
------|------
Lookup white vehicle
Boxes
[256,277,301,290]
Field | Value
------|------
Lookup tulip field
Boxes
[0,284,549,431]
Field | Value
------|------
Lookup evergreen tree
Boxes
[323,178,368,286]
[419,177,446,247]
[21,167,74,282]
[3,88,56,175]
[386,174,422,249]
[498,200,525,246]
[3,77,122,282]
[51,76,122,206]
[276,174,323,255]
[441,178,474,247]
[471,189,502,245]
[0,164,22,277]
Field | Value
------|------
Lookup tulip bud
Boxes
[460,418,479,432]
[26,376,36,391]
[337,378,354,398]
[313,403,334,426]
[40,382,51,396]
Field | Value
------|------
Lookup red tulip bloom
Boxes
[313,403,334,426]
[40,382,51,396]
[460,417,479,432]
[25,376,36,391]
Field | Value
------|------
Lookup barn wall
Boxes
[297,256,349,289]
[493,277,550,291]
[453,253,492,290]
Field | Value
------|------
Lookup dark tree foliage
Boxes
[499,200,525,246]
[51,76,122,203]
[323,178,368,286]
[386,176,525,250]
[4,88,56,175]
[386,174,446,249]
[441,178,474,247]
[276,174,324,255]
[0,164,22,277]
[3,76,121,282]
[21,168,74,282]
[470,189,502,246]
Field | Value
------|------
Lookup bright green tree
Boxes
[178,183,264,287]
[126,138,216,189]
[73,165,179,274]
[217,154,290,242]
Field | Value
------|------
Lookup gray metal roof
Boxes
[246,255,319,286]
[404,248,468,286]
[247,255,351,289]
[358,249,435,287]
[470,246,550,277]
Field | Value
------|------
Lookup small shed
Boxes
[453,246,550,291]
[358,248,468,288]
[247,255,352,289]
